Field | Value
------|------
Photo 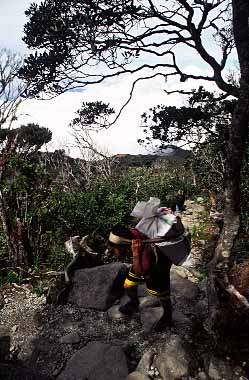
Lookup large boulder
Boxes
[136,349,156,376]
[57,341,128,380]
[140,305,164,333]
[134,336,192,380]
[68,263,129,310]
[155,334,191,380]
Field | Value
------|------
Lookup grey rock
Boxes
[68,263,129,310]
[58,341,128,380]
[136,350,155,375]
[171,266,189,279]
[11,325,18,333]
[140,306,163,333]
[171,272,199,301]
[140,298,194,333]
[60,332,80,344]
[125,371,151,380]
[155,334,190,380]
[173,308,194,330]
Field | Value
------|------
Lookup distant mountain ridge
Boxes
[30,147,191,191]
[155,145,192,159]
[113,146,191,168]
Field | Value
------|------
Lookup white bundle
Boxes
[131,197,177,238]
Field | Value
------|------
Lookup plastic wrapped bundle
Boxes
[131,197,191,266]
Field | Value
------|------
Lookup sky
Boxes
[0,0,236,157]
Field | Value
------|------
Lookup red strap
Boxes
[130,228,147,240]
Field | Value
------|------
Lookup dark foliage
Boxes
[139,87,235,151]
[71,101,115,130]
[20,1,237,99]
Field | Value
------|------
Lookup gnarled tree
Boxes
[20,0,249,322]
[138,86,236,198]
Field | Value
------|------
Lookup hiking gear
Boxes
[154,298,173,332]
[119,286,139,316]
[131,198,191,266]
[131,197,177,238]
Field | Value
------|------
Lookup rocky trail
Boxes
[0,201,248,380]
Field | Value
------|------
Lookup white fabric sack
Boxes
[130,197,160,219]
[131,198,177,238]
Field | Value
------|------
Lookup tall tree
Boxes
[0,123,52,267]
[0,50,52,267]
[20,1,249,319]
[0,49,27,265]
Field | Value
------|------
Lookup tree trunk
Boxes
[208,98,249,327]
[0,190,18,266]
[0,191,32,267]
[207,0,249,327]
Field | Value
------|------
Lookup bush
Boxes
[0,164,198,273]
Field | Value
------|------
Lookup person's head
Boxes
[108,224,133,259]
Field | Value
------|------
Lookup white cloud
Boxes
[17,68,218,157]
[17,76,172,156]
[0,0,41,54]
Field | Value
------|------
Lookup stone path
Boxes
[1,200,248,380]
